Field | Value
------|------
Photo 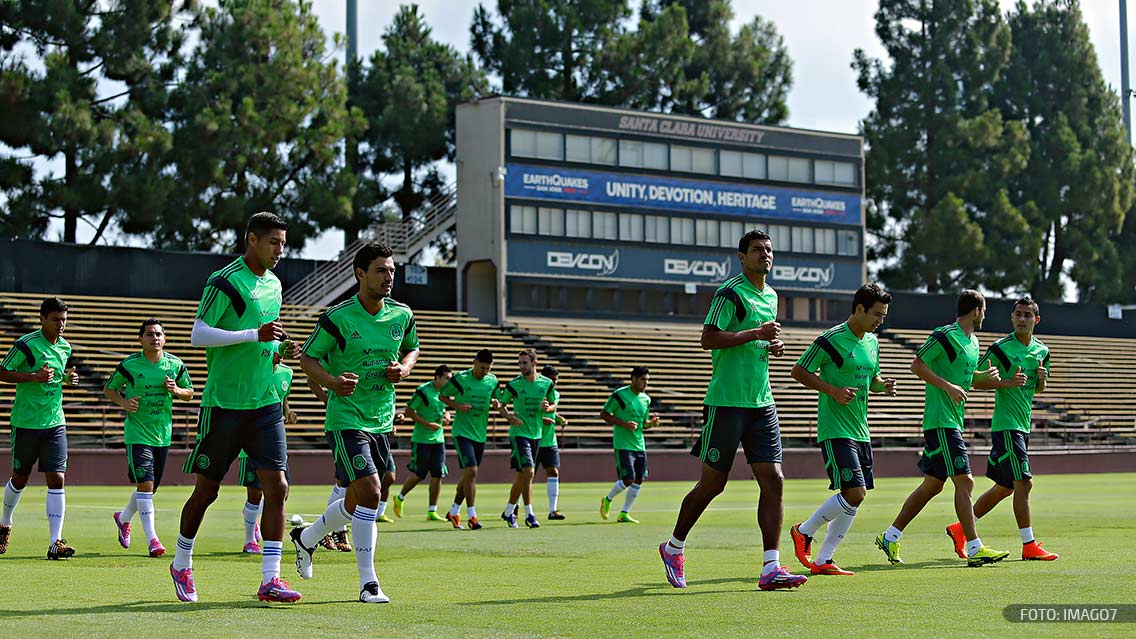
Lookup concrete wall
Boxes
[455,99,506,324]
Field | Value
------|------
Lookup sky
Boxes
[50,0,1136,275]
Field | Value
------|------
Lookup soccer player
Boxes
[393,365,454,521]
[237,347,297,554]
[497,348,556,529]
[105,318,194,558]
[0,297,79,559]
[307,358,352,551]
[789,284,898,576]
[171,212,299,603]
[538,365,568,520]
[658,229,807,591]
[291,242,419,604]
[439,349,499,530]
[600,367,659,524]
[875,290,1010,568]
[945,296,1058,561]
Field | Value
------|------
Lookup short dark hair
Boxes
[738,229,772,254]
[246,212,287,240]
[541,365,558,379]
[631,366,650,378]
[1013,296,1040,315]
[138,318,164,337]
[434,364,451,377]
[40,297,67,316]
[957,290,985,317]
[475,349,494,364]
[353,243,395,276]
[519,348,538,362]
[852,283,892,314]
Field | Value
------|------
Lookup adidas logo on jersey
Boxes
[350,331,362,340]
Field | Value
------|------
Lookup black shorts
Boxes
[455,436,485,469]
[691,405,782,472]
[537,445,561,470]
[328,429,391,483]
[182,404,288,482]
[127,444,169,487]
[10,425,67,474]
[985,430,1032,489]
[917,428,971,480]
[509,436,540,470]
[615,449,648,483]
[820,438,873,491]
[238,455,261,489]
[408,442,448,479]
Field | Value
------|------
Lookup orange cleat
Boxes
[1022,541,1058,561]
[945,522,966,559]
[810,561,855,576]
[446,513,463,529]
[790,523,814,570]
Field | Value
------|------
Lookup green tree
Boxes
[993,0,1134,303]
[0,0,196,243]
[855,0,1033,292]
[159,0,361,252]
[356,4,487,220]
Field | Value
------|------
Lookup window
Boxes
[816,228,836,255]
[838,229,860,256]
[720,150,742,177]
[620,140,644,168]
[816,160,857,186]
[720,221,744,248]
[768,155,810,183]
[594,211,618,240]
[565,134,617,165]
[643,142,667,169]
[645,215,670,243]
[670,217,694,245]
[538,207,564,236]
[510,129,562,160]
[619,213,644,242]
[670,145,692,172]
[743,153,766,179]
[565,209,591,238]
[510,205,537,235]
[788,157,810,182]
[834,161,856,185]
[695,219,719,246]
[768,224,791,251]
[670,145,715,174]
[721,150,765,179]
[792,227,814,253]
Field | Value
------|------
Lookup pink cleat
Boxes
[243,541,262,554]
[170,564,198,602]
[149,538,166,557]
[257,577,302,603]
[658,542,687,588]
[113,511,131,549]
[758,566,808,591]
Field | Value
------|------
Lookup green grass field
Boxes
[0,473,1133,638]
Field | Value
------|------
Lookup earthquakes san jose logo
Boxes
[521,171,590,195]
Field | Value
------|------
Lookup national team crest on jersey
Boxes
[389,324,403,341]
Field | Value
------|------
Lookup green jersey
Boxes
[979,334,1050,433]
[301,295,418,434]
[441,368,498,443]
[603,385,651,452]
[104,352,193,446]
[795,323,879,443]
[272,363,294,403]
[407,381,446,444]
[497,374,556,440]
[915,322,980,431]
[703,275,778,408]
[1,330,71,430]
[195,257,282,410]
[540,388,561,448]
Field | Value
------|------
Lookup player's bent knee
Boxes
[45,472,65,489]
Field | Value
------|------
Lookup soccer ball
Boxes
[290,514,304,526]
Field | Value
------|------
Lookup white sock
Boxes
[1020,527,1034,544]
[524,503,534,517]
[1,479,22,525]
[352,505,378,588]
[622,484,641,513]
[329,485,348,532]
[965,537,984,556]
[137,492,157,542]
[243,500,261,544]
[173,534,194,570]
[398,493,407,502]
[884,525,902,543]
[376,501,387,517]
[761,549,780,576]
[664,536,685,555]
[606,481,627,500]
[816,507,858,564]
[428,504,437,512]
[120,490,139,522]
[800,493,848,537]
[46,488,65,542]
[261,540,282,583]
[467,505,477,519]
[449,502,461,517]
[300,499,351,548]
[547,477,559,512]
[504,502,517,516]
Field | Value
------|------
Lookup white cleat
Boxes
[290,527,316,580]
[359,581,390,603]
